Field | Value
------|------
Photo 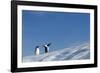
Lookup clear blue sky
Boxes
[22,10,90,57]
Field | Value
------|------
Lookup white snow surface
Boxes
[23,43,90,62]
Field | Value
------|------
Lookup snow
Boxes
[23,43,90,62]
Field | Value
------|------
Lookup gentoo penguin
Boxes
[43,43,51,53]
[35,46,40,55]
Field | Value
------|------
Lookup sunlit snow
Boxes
[23,43,90,62]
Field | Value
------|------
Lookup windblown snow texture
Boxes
[23,43,90,62]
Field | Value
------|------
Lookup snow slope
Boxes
[23,43,90,62]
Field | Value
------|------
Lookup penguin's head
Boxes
[43,43,51,47]
[47,43,51,46]
[35,46,39,48]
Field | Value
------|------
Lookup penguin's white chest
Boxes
[36,48,40,55]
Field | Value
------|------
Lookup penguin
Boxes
[43,43,51,53]
[35,46,40,55]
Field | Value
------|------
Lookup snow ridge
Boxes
[23,43,90,62]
